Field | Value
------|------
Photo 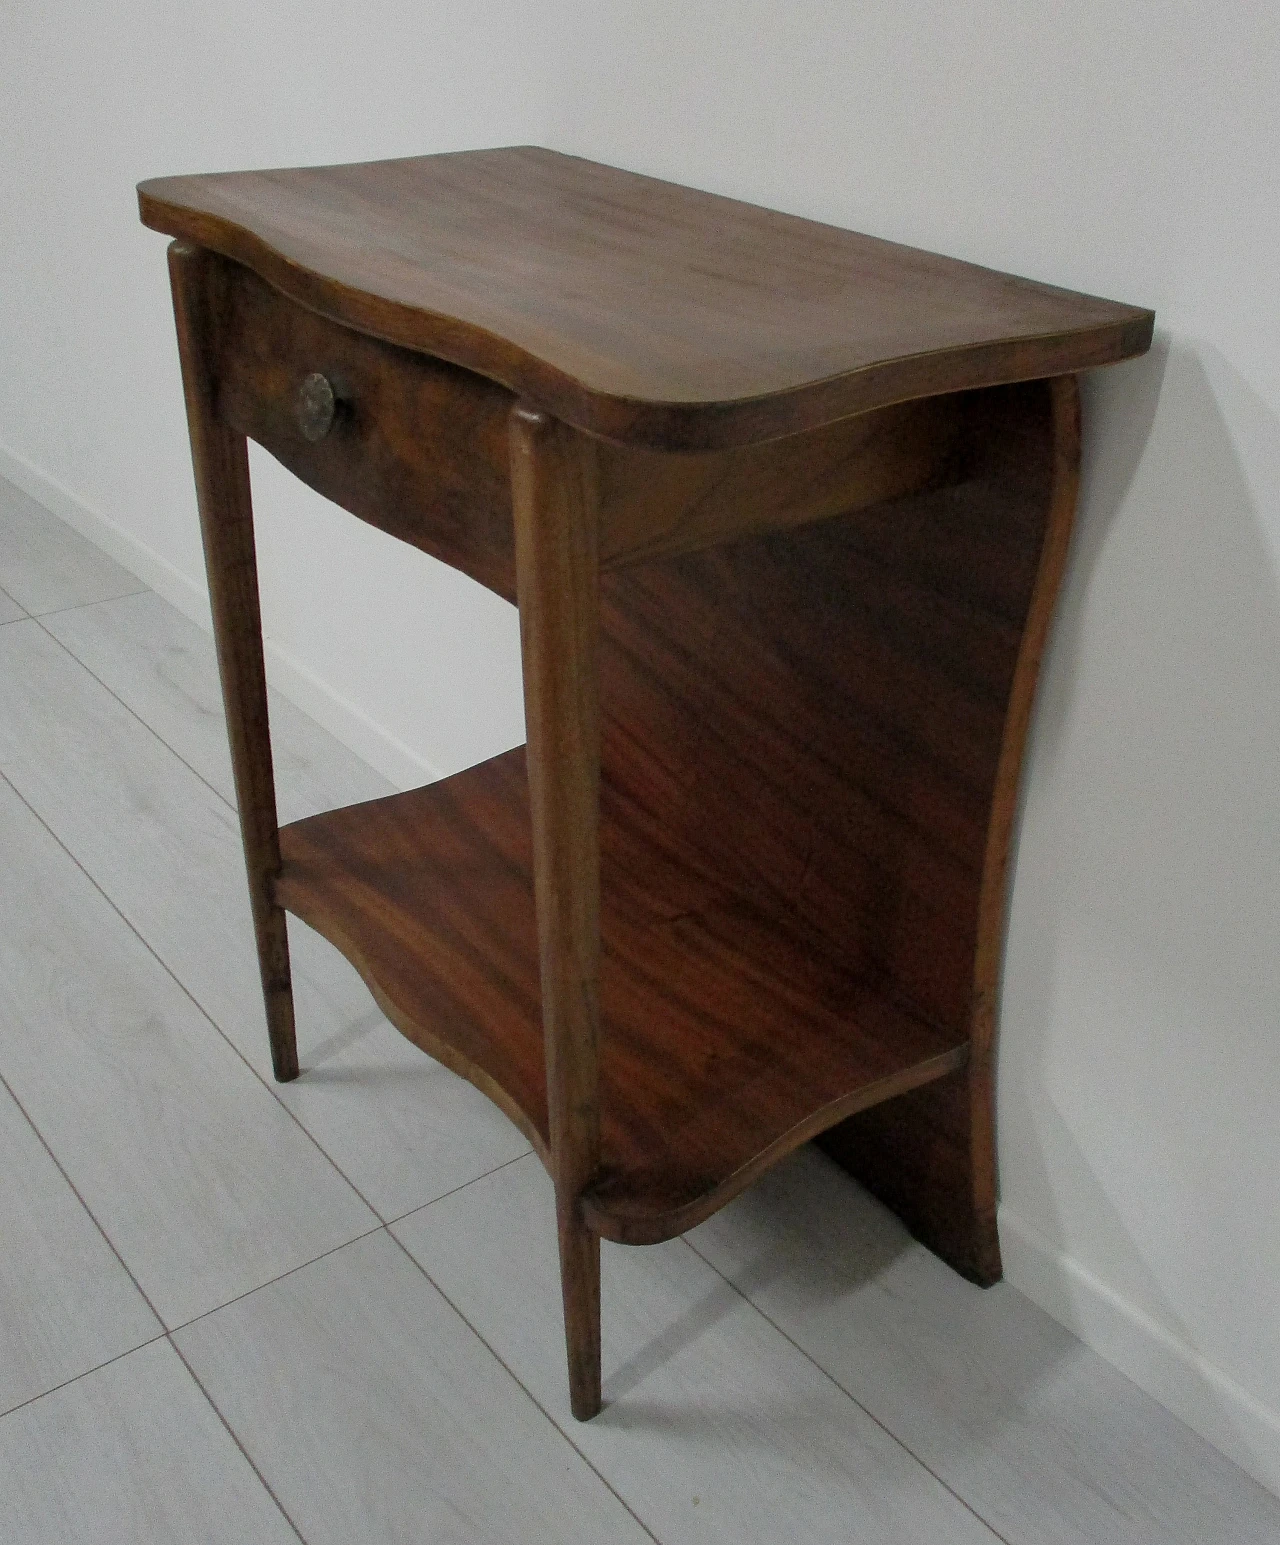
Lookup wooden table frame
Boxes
[144,149,1151,1420]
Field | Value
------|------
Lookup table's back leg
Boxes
[511,404,604,1420]
[820,376,1082,1283]
[168,240,298,1083]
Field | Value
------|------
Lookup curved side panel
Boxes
[818,376,1082,1285]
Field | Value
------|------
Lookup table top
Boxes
[139,146,1152,449]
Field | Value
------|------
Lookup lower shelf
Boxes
[276,746,966,1244]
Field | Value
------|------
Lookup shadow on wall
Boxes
[999,334,1280,1483]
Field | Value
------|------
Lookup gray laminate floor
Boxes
[1,475,1277,1544]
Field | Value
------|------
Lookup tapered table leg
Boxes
[511,403,603,1420]
[168,241,298,1082]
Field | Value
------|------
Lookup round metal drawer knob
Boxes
[296,372,337,442]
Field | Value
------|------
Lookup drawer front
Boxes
[212,256,518,601]
[208,255,970,599]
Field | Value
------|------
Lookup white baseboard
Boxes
[1000,1205,1280,1499]
[0,441,439,791]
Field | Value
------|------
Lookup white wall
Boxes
[4,0,1278,1495]
[0,0,542,782]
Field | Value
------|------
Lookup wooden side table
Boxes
[139,147,1153,1419]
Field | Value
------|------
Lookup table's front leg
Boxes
[168,240,298,1082]
[511,403,604,1420]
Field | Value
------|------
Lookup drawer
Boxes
[209,254,969,597]
[211,255,519,600]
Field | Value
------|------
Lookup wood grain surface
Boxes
[139,147,1152,449]
[510,405,604,1417]
[167,242,298,1082]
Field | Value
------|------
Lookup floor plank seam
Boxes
[32,610,240,818]
[27,586,150,620]
[166,1335,310,1545]
[383,1226,664,1545]
[0,1057,168,1339]
[379,1149,534,1231]
[0,767,386,1228]
[165,1224,387,1339]
[170,1005,389,1223]
[0,1335,169,1425]
[681,1236,1017,1545]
